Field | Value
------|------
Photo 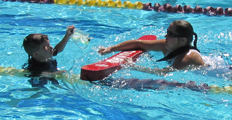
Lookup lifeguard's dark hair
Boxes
[22,34,48,58]
[172,20,198,49]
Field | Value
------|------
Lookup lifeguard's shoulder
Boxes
[183,49,204,64]
[173,49,204,69]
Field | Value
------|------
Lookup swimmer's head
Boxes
[22,34,48,58]
[171,20,198,48]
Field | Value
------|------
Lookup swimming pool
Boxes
[1,0,232,119]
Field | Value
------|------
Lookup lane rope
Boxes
[5,0,232,16]
[0,66,232,94]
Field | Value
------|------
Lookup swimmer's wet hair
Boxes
[172,20,198,49]
[22,34,48,58]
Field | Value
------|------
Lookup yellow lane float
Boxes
[54,0,143,10]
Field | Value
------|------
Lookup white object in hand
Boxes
[71,29,90,49]
[71,28,90,44]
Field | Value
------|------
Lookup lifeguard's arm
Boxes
[98,39,167,55]
[130,50,206,75]
[130,65,176,76]
[130,50,205,75]
[54,25,75,53]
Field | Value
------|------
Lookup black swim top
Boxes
[156,45,200,62]
[22,49,60,88]
[23,48,58,77]
[24,58,58,77]
[24,59,59,88]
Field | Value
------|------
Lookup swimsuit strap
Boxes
[156,45,200,62]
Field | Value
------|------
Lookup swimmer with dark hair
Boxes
[22,25,75,87]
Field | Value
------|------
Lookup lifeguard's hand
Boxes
[98,47,111,55]
[66,25,75,36]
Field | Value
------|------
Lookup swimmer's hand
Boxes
[66,25,75,36]
[98,47,112,55]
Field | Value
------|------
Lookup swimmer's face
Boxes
[33,37,53,61]
[165,23,182,51]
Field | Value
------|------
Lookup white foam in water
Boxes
[194,55,232,79]
[71,28,91,49]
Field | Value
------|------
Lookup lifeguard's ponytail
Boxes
[193,32,200,52]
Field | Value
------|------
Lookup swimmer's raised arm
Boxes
[54,25,75,53]
[98,39,167,55]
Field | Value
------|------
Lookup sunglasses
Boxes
[166,30,182,37]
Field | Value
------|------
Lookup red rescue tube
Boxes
[80,35,157,81]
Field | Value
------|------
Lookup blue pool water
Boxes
[1,0,232,119]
